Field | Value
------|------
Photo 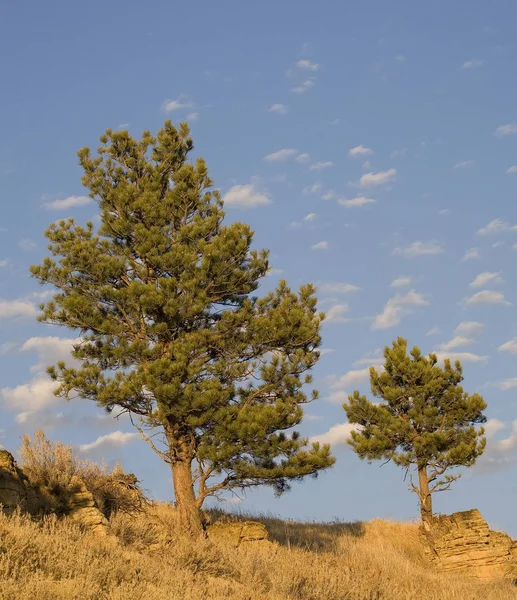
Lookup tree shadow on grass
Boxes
[206,508,365,553]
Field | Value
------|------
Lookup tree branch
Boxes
[129,414,172,464]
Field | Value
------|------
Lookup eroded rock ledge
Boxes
[424,509,517,581]
[0,449,110,536]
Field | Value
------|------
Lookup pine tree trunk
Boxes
[418,466,433,530]
[171,459,205,537]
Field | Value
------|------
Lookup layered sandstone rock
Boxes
[425,509,517,581]
[65,476,111,536]
[207,521,269,547]
[0,449,39,515]
[0,449,111,536]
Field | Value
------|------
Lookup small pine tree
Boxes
[343,337,487,528]
[30,121,335,535]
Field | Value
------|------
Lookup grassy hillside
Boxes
[1,503,516,600]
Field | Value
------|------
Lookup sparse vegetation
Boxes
[19,430,147,517]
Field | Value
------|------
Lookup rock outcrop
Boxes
[0,449,111,536]
[425,509,517,581]
[65,476,111,536]
[207,521,270,547]
[0,449,39,515]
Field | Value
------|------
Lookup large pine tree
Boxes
[30,121,334,535]
[343,337,487,528]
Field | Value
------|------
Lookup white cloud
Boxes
[310,423,357,447]
[461,59,485,69]
[16,410,68,430]
[390,276,412,287]
[496,378,517,391]
[352,351,384,368]
[312,241,328,250]
[269,104,288,114]
[498,338,517,354]
[330,368,371,393]
[435,336,474,351]
[20,336,81,373]
[309,161,333,171]
[1,376,61,413]
[463,290,511,306]
[296,153,311,163]
[221,495,243,504]
[325,304,349,323]
[0,335,84,422]
[304,414,324,421]
[186,112,198,121]
[433,351,488,364]
[319,350,335,358]
[19,239,36,251]
[434,323,485,356]
[161,97,194,113]
[506,165,517,174]
[461,247,480,261]
[426,326,441,336]
[475,420,517,473]
[296,59,319,71]
[0,260,7,267]
[438,208,451,215]
[78,431,140,453]
[486,420,517,455]
[322,190,335,201]
[484,419,505,438]
[264,148,299,162]
[454,321,484,337]
[477,219,517,235]
[372,290,429,330]
[454,160,474,169]
[0,299,37,319]
[359,168,396,187]
[390,148,407,158]
[303,183,322,194]
[348,145,373,157]
[338,196,376,208]
[291,80,315,94]
[304,212,317,222]
[470,272,503,288]
[319,282,361,294]
[494,123,517,137]
[43,195,91,210]
[393,241,444,257]
[0,341,17,354]
[222,182,271,208]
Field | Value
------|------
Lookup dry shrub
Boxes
[18,430,147,517]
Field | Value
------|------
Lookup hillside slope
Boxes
[1,505,516,600]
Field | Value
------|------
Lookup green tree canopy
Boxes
[343,337,486,528]
[30,121,334,534]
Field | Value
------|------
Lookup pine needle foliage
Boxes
[30,121,334,533]
[343,337,487,526]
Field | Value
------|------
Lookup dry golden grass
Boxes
[1,503,516,600]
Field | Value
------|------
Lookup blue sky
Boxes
[1,0,517,536]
